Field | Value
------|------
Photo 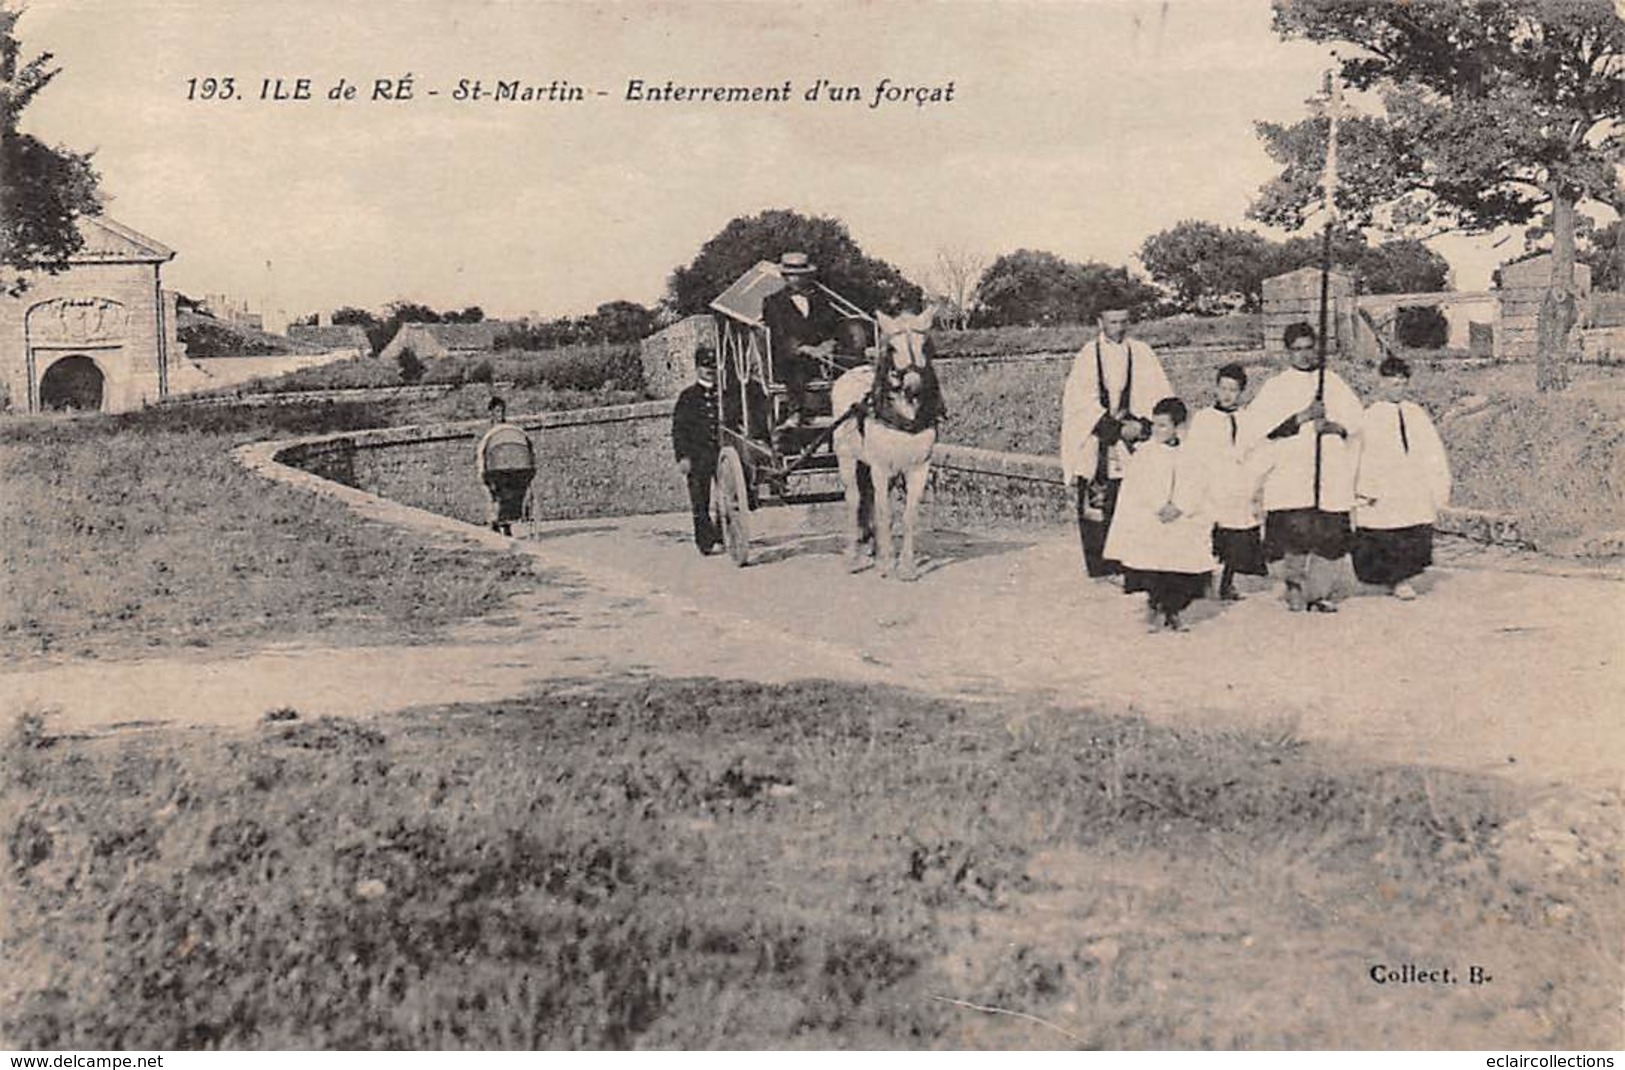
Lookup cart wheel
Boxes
[716,446,751,566]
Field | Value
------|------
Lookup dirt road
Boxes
[5,468,1618,795]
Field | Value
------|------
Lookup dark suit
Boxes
[672,380,721,553]
[761,283,840,419]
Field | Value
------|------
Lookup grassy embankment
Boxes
[0,402,566,665]
[5,675,1617,1049]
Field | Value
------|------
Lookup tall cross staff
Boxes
[1313,53,1343,509]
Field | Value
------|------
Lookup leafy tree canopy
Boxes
[973,249,1160,327]
[667,209,922,317]
[1250,0,1621,238]
[1,6,102,294]
[1250,0,1620,389]
[1139,221,1277,312]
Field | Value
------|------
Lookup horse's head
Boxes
[876,307,936,372]
[867,306,944,432]
[876,307,937,399]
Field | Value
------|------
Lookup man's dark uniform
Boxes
[761,283,840,422]
[672,365,721,554]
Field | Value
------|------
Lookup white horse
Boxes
[831,307,946,581]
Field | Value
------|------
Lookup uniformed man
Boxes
[672,345,722,554]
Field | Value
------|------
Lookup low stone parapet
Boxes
[265,397,1532,551]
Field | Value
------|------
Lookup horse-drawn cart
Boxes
[706,262,879,566]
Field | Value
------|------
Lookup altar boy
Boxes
[1104,397,1216,632]
[1353,357,1451,600]
[1186,363,1268,600]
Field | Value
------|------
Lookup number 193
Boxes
[186,77,237,100]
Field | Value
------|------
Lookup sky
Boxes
[16,0,1544,321]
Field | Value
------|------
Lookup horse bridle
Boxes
[884,326,930,373]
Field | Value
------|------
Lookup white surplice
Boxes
[1355,399,1451,530]
[1103,439,1217,575]
[1059,335,1173,484]
[1239,367,1363,514]
[1186,405,1265,531]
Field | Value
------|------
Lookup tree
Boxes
[588,300,658,343]
[923,245,988,328]
[385,301,443,325]
[1352,237,1453,294]
[1,5,102,295]
[1577,218,1621,292]
[1251,0,1623,391]
[974,249,1159,327]
[1139,221,1276,312]
[1395,305,1450,349]
[442,305,485,324]
[667,209,922,316]
[395,346,425,384]
[331,306,379,327]
[1268,233,1451,294]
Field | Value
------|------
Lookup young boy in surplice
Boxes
[1186,363,1268,601]
[1105,397,1217,633]
[1353,356,1452,600]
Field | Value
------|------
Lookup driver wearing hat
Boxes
[760,251,841,427]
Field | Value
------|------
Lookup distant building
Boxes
[288,323,371,358]
[377,321,509,362]
[0,215,208,413]
[201,293,264,330]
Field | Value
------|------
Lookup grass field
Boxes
[935,314,1262,358]
[230,344,644,397]
[5,674,1615,1049]
[0,403,551,665]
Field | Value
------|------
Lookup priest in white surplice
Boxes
[1059,306,1172,579]
[1353,356,1451,600]
[1239,321,1363,612]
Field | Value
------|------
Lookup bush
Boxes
[500,344,644,392]
[467,359,495,386]
[396,346,426,384]
[1396,306,1450,350]
[178,320,284,359]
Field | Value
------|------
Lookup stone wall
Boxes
[1496,255,1593,361]
[276,398,1527,548]
[301,400,688,526]
[640,314,718,399]
[1261,267,1357,356]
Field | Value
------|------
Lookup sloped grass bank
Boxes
[5,677,1615,1049]
[0,404,547,664]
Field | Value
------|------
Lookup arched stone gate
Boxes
[1,216,197,414]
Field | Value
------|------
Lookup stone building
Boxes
[0,215,206,413]
[639,313,718,398]
[377,321,510,362]
[1494,254,1593,361]
[1260,267,1357,356]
